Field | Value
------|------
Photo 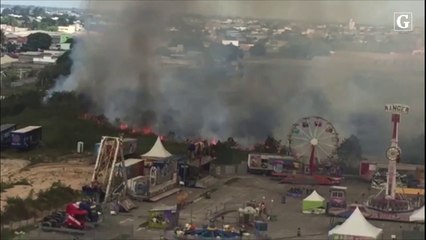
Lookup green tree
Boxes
[2,8,13,15]
[1,16,19,26]
[0,29,5,46]
[25,32,52,51]
[57,17,69,26]
[337,135,363,173]
[249,43,266,56]
[5,42,17,53]
[31,7,46,17]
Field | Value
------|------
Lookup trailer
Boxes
[0,123,16,147]
[10,126,42,150]
[247,153,296,175]
[122,138,138,156]
[94,138,137,158]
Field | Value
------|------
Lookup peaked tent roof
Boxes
[409,206,425,222]
[303,190,325,202]
[142,137,172,158]
[328,207,383,238]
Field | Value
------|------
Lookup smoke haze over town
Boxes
[47,0,424,159]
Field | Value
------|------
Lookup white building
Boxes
[0,24,29,33]
[33,56,57,64]
[349,18,356,31]
[57,24,84,34]
[221,40,239,47]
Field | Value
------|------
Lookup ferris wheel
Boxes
[288,116,339,174]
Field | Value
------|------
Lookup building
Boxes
[349,18,356,31]
[0,54,19,68]
[4,33,27,46]
[33,55,56,64]
[57,24,84,34]
[221,40,239,47]
[0,24,29,33]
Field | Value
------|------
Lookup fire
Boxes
[210,137,217,145]
[119,123,128,130]
[142,127,152,135]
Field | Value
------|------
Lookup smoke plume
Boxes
[50,1,424,158]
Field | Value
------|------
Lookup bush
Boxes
[0,181,81,224]
[1,179,31,192]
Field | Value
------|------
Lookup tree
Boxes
[2,8,13,15]
[337,135,363,173]
[25,32,52,51]
[0,29,5,46]
[5,42,17,53]
[249,43,266,56]
[57,17,69,26]
[31,7,46,17]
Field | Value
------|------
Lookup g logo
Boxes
[394,12,413,31]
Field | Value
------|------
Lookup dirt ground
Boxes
[0,158,94,211]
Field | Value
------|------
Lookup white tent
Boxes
[409,206,425,222]
[304,190,325,202]
[302,190,326,214]
[142,137,172,158]
[328,207,383,239]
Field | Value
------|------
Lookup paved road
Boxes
[22,175,422,240]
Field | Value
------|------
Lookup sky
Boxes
[2,0,425,26]
[2,0,83,9]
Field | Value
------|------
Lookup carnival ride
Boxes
[40,136,136,235]
[280,116,342,185]
[328,104,424,223]
[40,201,102,234]
[361,105,424,222]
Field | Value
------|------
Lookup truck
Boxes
[10,126,42,150]
[0,124,17,147]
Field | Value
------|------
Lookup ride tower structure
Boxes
[364,104,421,215]
[91,136,128,204]
[384,104,409,200]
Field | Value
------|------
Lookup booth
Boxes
[302,190,326,214]
[409,206,425,222]
[328,208,383,240]
[148,205,179,229]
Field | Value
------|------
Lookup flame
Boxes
[119,123,128,130]
[142,127,152,135]
[210,137,217,145]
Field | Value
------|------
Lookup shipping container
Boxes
[10,126,42,150]
[122,138,138,156]
[0,124,17,147]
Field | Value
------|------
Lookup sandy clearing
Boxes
[1,158,94,211]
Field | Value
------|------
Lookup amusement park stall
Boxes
[148,205,179,229]
[302,191,326,214]
[328,208,383,240]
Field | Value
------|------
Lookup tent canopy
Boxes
[142,137,172,158]
[303,190,325,202]
[328,207,383,239]
[409,206,425,222]
[302,190,326,213]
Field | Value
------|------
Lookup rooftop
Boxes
[12,126,42,134]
